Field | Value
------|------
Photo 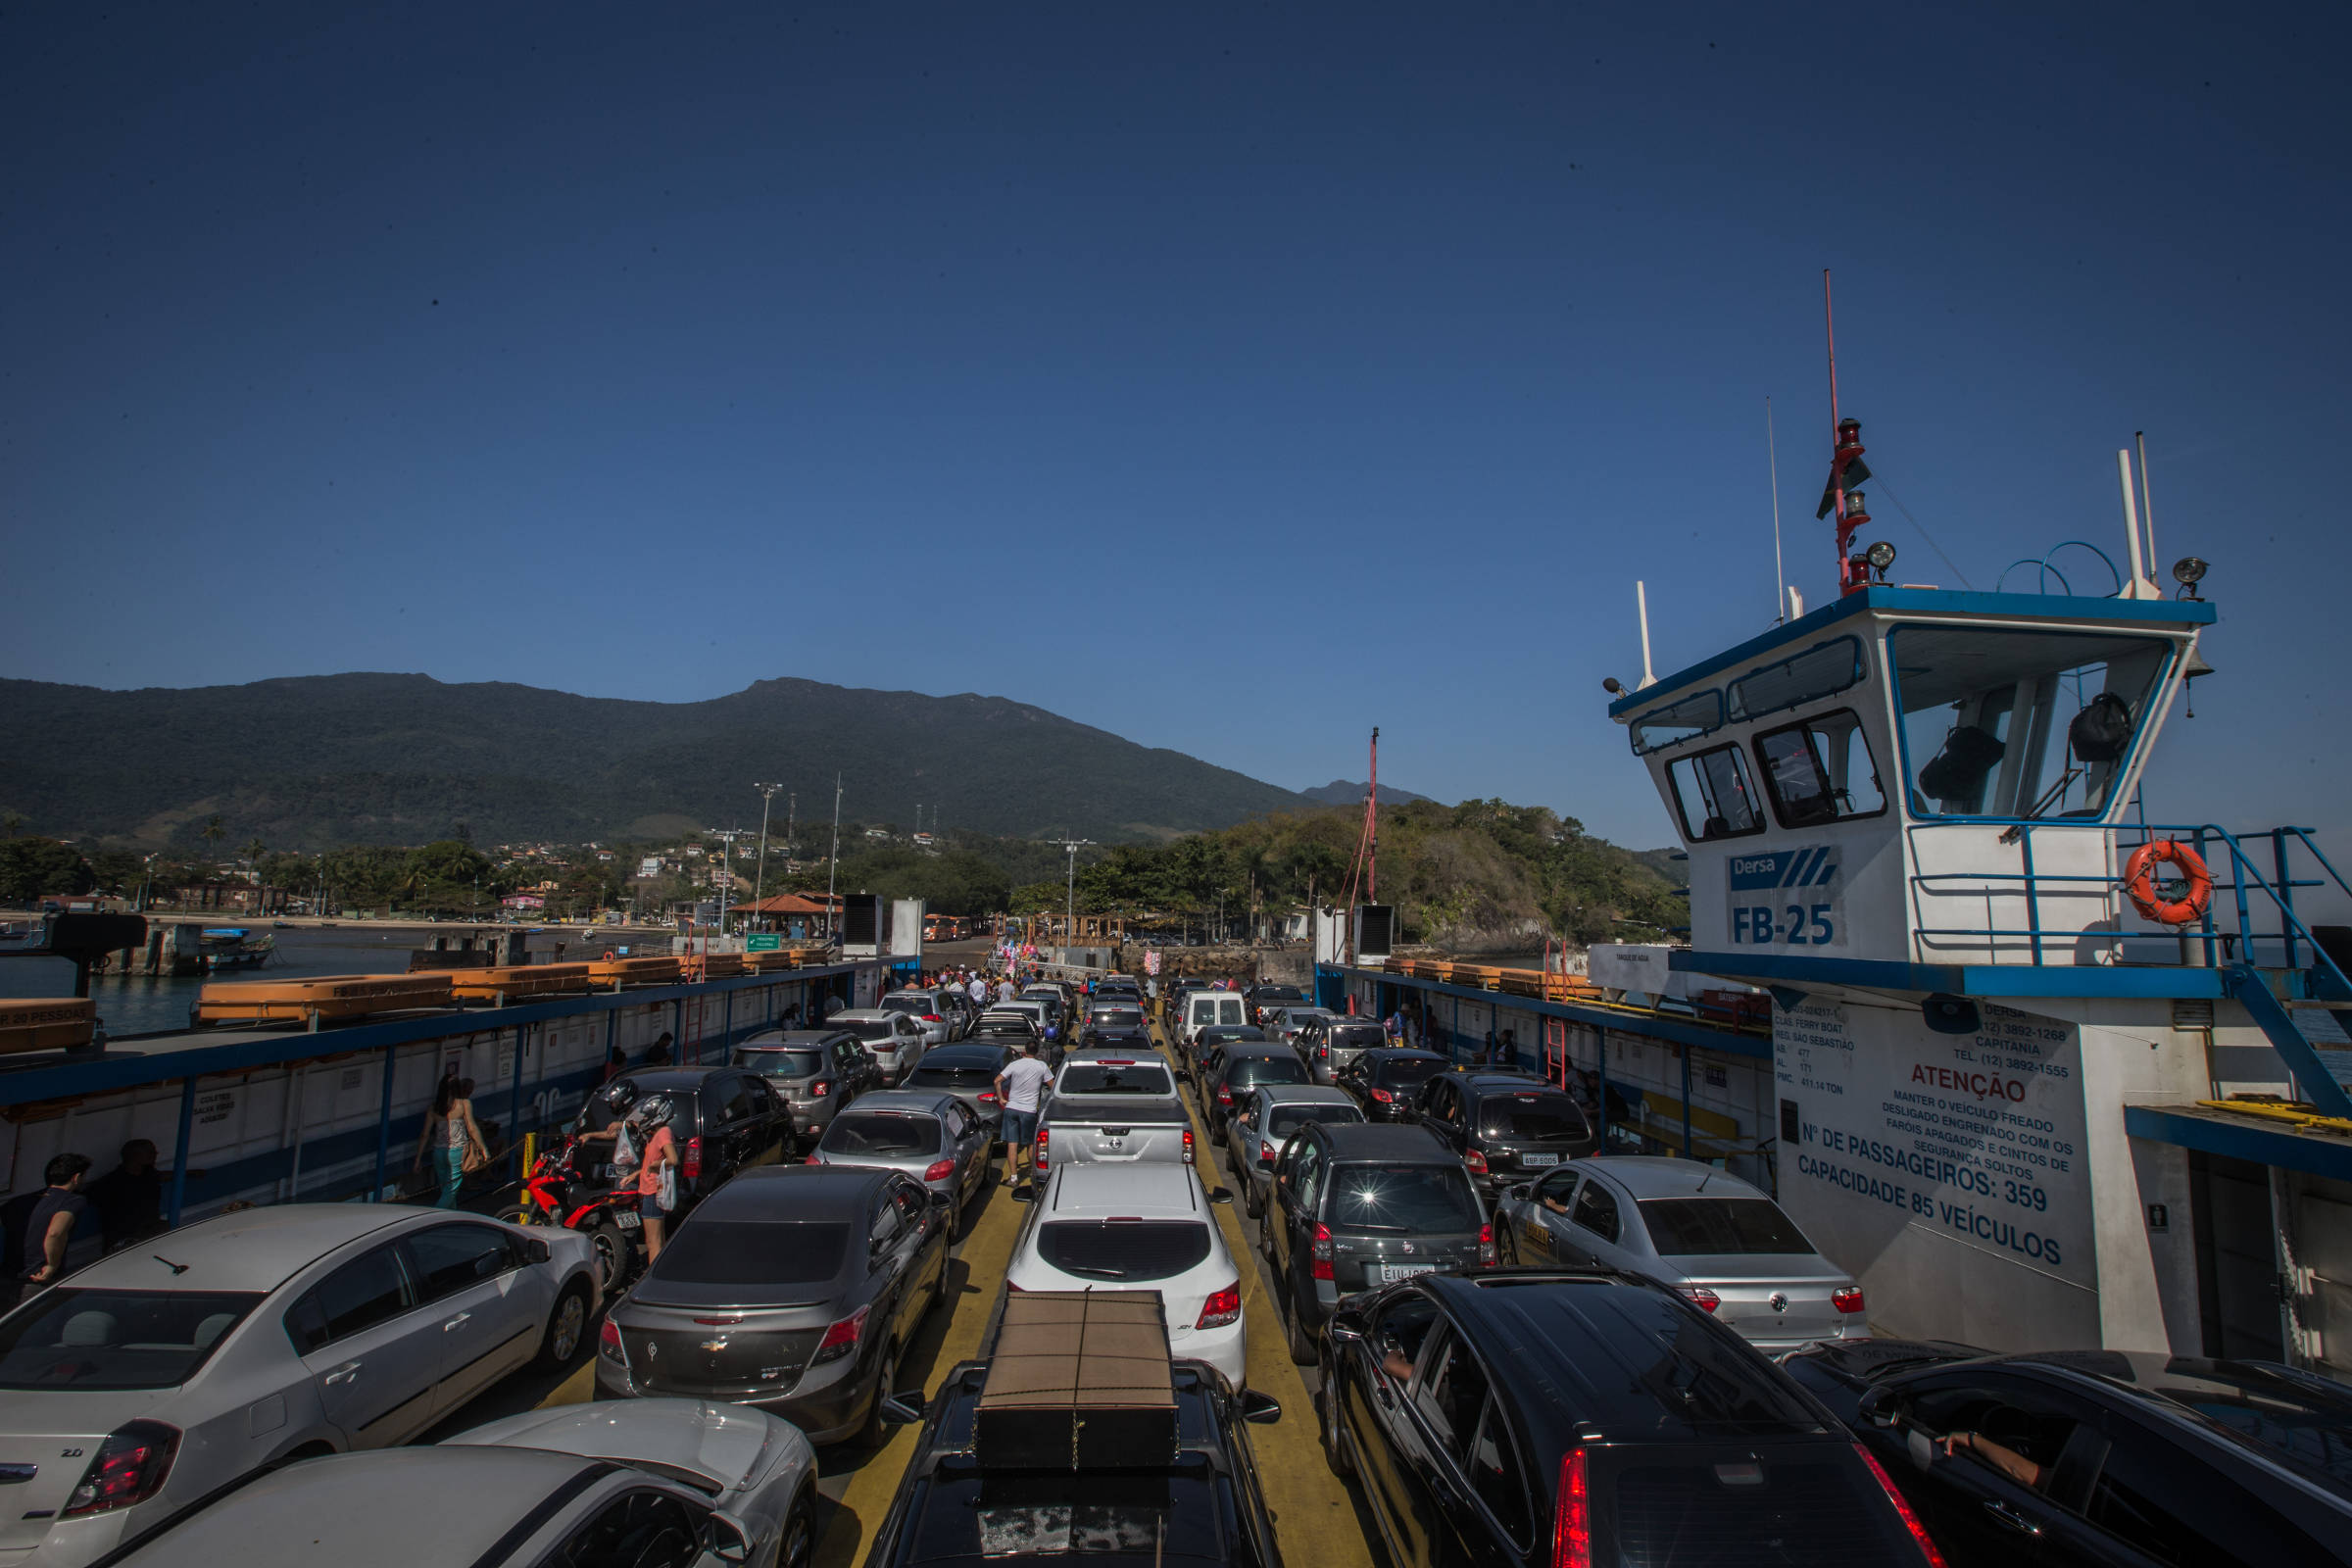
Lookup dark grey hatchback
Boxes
[595,1164,950,1446]
[1263,1121,1493,1365]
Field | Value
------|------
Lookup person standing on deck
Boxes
[995,1040,1055,1189]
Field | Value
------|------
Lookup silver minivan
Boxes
[830,1008,928,1086]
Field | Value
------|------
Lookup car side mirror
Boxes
[878,1389,926,1425]
[1857,1385,1898,1428]
[523,1237,552,1265]
[1325,1304,1367,1344]
[1209,1187,1234,1204]
[1505,1185,1530,1201]
[708,1511,754,1564]
[1239,1389,1283,1425]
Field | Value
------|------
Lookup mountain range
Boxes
[0,674,1324,850]
[1298,779,1434,807]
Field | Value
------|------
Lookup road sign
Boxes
[746,934,782,953]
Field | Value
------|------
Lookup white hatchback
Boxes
[1005,1162,1246,1388]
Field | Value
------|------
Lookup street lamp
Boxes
[707,828,749,931]
[1053,837,1094,956]
[752,782,783,926]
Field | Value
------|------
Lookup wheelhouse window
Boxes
[1889,626,2174,820]
[1729,636,1865,721]
[1667,744,1764,842]
[1630,690,1724,756]
[1754,709,1886,828]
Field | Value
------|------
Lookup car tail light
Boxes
[1833,1286,1867,1314]
[599,1318,624,1359]
[923,1014,941,1022]
[1310,1222,1334,1281]
[1260,1140,1277,1165]
[1478,1221,1496,1267]
[1216,1085,1233,1106]
[1182,1128,1196,1164]
[1680,1286,1721,1313]
[1197,1282,1243,1330]
[805,1152,823,1164]
[61,1422,178,1519]
[681,1137,703,1182]
[979,1091,1000,1104]
[1551,1447,1591,1568]
[810,1080,831,1097]
[1035,1126,1050,1172]
[811,1303,870,1365]
[1464,1150,1489,1175]
[1370,1088,1393,1103]
[1856,1444,1948,1567]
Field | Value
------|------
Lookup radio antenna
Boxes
[1767,395,1786,623]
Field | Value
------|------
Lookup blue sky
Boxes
[3,3,2344,851]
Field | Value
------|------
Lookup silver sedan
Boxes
[0,1203,597,1568]
[806,1088,992,1234]
[107,1441,799,1568]
[1493,1155,1866,1351]
[444,1397,817,1568]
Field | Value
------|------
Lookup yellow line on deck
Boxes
[1171,1025,1375,1568]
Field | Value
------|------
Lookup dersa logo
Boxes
[1727,847,1844,948]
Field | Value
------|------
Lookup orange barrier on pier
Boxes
[0,999,96,1054]
[196,973,455,1024]
[588,956,682,986]
[449,963,595,1003]
[749,948,824,972]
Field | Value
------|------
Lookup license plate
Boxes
[1521,1152,1559,1167]
[1380,1263,1437,1283]
[613,1209,641,1230]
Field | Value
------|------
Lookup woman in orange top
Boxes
[629,1098,680,1262]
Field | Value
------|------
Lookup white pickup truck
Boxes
[1033,1054,1196,1174]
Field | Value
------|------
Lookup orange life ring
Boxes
[2123,839,2213,926]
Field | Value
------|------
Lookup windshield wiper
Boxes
[1061,1265,1129,1279]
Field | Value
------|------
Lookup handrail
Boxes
[1909,821,2352,1000]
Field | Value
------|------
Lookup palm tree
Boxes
[242,838,267,913]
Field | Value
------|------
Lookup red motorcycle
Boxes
[496,1136,642,1293]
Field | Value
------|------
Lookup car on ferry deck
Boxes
[573,1067,795,1212]
[879,989,961,1048]
[1781,1340,2352,1567]
[596,1165,949,1446]
[1335,1047,1449,1122]
[1494,1157,1864,1352]
[1263,1121,1490,1363]
[1004,1161,1247,1388]
[829,1008,928,1086]
[1300,1014,1390,1086]
[0,1204,595,1568]
[732,1028,884,1147]
[1201,1043,1313,1140]
[1224,1084,1363,1217]
[805,1088,991,1236]
[1316,1270,1946,1568]
[901,1041,1020,1140]
[1401,1069,1596,1205]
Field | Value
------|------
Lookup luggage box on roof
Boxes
[977,1292,1176,1471]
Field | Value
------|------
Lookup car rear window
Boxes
[1373,1056,1445,1088]
[1640,1199,1815,1256]
[1254,987,1305,1004]
[880,995,927,1014]
[822,1112,943,1156]
[1055,1063,1176,1097]
[909,1065,1001,1090]
[1329,1024,1386,1048]
[1037,1221,1212,1283]
[1326,1163,1483,1233]
[735,1047,825,1077]
[0,1289,265,1390]
[1608,1451,1920,1567]
[1090,1007,1145,1027]
[652,1222,849,1287]
[844,1018,896,1042]
[1229,1056,1309,1088]
[1268,1103,1364,1136]
[1479,1095,1592,1143]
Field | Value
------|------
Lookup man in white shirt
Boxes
[994,1041,1056,1186]
[966,973,988,1006]
[995,977,1017,1005]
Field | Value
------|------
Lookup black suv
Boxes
[1320,1270,1942,1568]
[1404,1070,1596,1203]
[1202,1043,1310,1138]
[574,1066,792,1214]
[865,1359,1286,1568]
[1335,1047,1449,1122]
[1263,1121,1489,1364]
[1783,1340,2352,1566]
